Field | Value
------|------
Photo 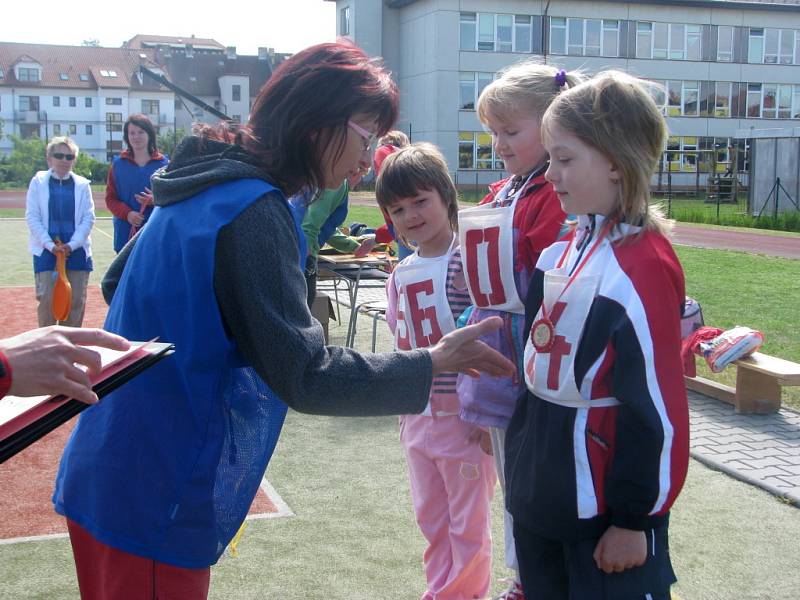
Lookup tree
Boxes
[157,128,188,158]
[81,39,100,47]
[2,136,47,185]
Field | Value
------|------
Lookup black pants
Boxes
[304,254,317,309]
[513,521,675,600]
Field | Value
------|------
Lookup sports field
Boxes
[0,215,798,599]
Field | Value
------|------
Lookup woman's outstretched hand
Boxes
[428,316,516,379]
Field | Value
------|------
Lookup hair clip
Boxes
[555,69,567,89]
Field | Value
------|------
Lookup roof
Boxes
[156,51,281,97]
[124,34,225,52]
[0,42,167,91]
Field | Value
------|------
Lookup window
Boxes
[551,17,567,55]
[761,29,792,64]
[683,81,699,116]
[747,83,762,117]
[0,69,4,79]
[637,21,701,60]
[85,97,92,108]
[714,82,732,117]
[718,26,733,62]
[141,99,159,115]
[514,15,531,53]
[476,132,494,169]
[682,137,698,172]
[99,69,118,77]
[232,85,241,102]
[459,132,475,169]
[106,112,123,132]
[637,22,652,58]
[666,81,682,116]
[687,25,702,61]
[649,79,666,111]
[585,19,601,56]
[86,124,93,135]
[59,73,69,81]
[232,115,241,123]
[459,73,475,110]
[497,15,513,52]
[79,73,89,82]
[749,28,764,63]
[340,6,350,36]
[460,13,476,51]
[459,72,493,110]
[568,18,583,55]
[763,84,794,118]
[19,95,39,111]
[69,124,77,135]
[53,96,60,107]
[602,20,620,57]
[17,67,40,82]
[53,124,61,135]
[795,85,800,118]
[478,14,495,51]
[69,97,76,107]
[106,97,122,105]
[551,17,619,57]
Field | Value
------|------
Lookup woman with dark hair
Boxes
[54,42,513,598]
[105,113,169,252]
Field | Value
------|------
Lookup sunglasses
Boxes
[52,152,75,161]
[348,121,378,154]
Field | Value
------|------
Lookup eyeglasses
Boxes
[348,120,378,154]
[52,152,75,161]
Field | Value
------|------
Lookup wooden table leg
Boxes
[735,368,782,414]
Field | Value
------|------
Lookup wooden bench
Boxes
[685,352,800,414]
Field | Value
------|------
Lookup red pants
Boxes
[67,519,211,599]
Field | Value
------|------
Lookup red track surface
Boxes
[0,286,276,542]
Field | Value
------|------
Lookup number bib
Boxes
[458,183,524,314]
[523,266,600,407]
[394,242,457,351]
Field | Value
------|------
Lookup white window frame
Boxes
[458,132,476,169]
[478,13,496,51]
[17,67,41,82]
[551,17,619,57]
[496,14,513,52]
[340,6,351,36]
[514,15,532,53]
[717,26,734,62]
[460,12,477,51]
[747,83,762,118]
[794,85,800,119]
[459,72,495,111]
[749,28,764,64]
[638,21,701,61]
[714,82,732,117]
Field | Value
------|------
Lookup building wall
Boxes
[339,0,800,188]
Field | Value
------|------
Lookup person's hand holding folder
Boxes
[0,327,130,405]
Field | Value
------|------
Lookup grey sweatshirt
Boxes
[103,137,431,416]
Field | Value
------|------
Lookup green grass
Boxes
[0,215,798,598]
[675,245,800,410]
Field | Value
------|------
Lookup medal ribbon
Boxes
[536,221,613,331]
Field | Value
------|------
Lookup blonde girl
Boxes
[505,70,689,599]
[456,61,583,600]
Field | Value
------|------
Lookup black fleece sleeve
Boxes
[213,193,432,416]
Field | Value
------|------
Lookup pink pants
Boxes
[400,414,497,600]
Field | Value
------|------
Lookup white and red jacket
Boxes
[505,214,689,541]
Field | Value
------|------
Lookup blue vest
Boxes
[111,154,169,252]
[54,178,301,568]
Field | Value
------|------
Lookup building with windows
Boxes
[327,0,800,186]
[0,37,285,162]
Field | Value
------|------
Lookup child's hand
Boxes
[353,235,376,258]
[466,427,493,455]
[593,526,647,574]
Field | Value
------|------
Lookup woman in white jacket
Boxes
[25,137,94,327]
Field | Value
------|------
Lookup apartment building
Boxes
[327,0,800,186]
[0,36,285,162]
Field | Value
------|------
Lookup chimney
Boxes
[226,46,236,60]
[185,43,194,58]
[258,47,268,61]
